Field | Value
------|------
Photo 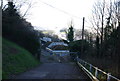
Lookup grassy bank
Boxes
[2,38,40,79]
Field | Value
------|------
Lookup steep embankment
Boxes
[2,38,40,79]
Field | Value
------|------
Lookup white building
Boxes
[40,37,52,42]
[46,42,69,56]
[48,42,68,48]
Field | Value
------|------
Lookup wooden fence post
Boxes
[107,73,111,81]
[89,64,92,72]
[95,67,98,77]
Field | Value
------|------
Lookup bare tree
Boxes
[112,1,120,27]
[91,0,107,44]
[0,0,3,9]
[91,0,112,57]
[3,0,35,18]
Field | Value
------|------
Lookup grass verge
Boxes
[2,38,40,79]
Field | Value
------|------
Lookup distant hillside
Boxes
[2,38,40,79]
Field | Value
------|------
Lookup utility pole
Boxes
[118,1,120,26]
[81,17,85,57]
[37,31,41,61]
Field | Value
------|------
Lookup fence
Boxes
[46,47,79,56]
[77,57,120,81]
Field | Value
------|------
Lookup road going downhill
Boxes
[14,49,91,80]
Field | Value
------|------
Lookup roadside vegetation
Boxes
[63,0,120,78]
[2,1,41,79]
[2,38,40,79]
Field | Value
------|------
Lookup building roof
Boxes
[50,45,68,50]
[48,42,68,48]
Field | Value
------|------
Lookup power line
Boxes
[38,0,93,30]
[38,0,83,19]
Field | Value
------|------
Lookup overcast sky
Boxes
[22,0,96,32]
[3,0,98,33]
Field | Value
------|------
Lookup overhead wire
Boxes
[38,0,94,31]
[38,0,83,19]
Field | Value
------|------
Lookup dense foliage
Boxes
[67,25,74,42]
[2,2,40,55]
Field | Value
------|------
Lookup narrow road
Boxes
[14,49,91,80]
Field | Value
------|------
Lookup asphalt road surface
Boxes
[14,49,91,80]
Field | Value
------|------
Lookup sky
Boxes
[2,0,119,39]
[22,0,96,32]
[3,0,97,34]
